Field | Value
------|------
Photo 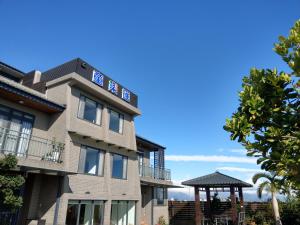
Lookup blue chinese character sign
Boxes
[108,80,119,95]
[122,88,131,102]
[92,70,104,87]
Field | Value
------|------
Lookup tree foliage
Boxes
[0,154,25,210]
[224,20,300,189]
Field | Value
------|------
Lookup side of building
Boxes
[0,59,175,225]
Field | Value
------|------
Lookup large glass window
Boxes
[111,153,127,179]
[137,152,144,176]
[111,201,136,225]
[66,200,104,225]
[109,109,124,133]
[155,188,167,205]
[78,146,105,176]
[78,95,102,125]
[0,105,34,156]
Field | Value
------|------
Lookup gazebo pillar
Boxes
[238,187,244,212]
[205,187,211,219]
[194,186,202,225]
[230,186,238,225]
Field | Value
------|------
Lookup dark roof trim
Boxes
[41,58,138,108]
[182,172,253,188]
[140,180,182,188]
[136,135,166,150]
[0,81,65,112]
[0,61,25,77]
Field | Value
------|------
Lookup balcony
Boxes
[139,164,171,181]
[0,127,64,164]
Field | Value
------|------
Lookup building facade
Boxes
[0,59,175,225]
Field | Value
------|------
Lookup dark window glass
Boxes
[109,110,123,133]
[79,203,92,225]
[111,201,136,225]
[0,105,34,156]
[156,188,165,205]
[66,200,104,225]
[78,96,102,125]
[112,154,127,179]
[78,146,105,176]
[84,148,99,175]
[93,204,104,225]
[66,203,79,225]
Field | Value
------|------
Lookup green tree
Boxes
[0,154,25,211]
[252,172,282,225]
[224,20,300,189]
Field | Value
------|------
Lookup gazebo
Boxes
[182,172,252,225]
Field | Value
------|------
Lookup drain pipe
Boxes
[53,176,63,225]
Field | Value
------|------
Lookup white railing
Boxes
[0,127,64,163]
[139,164,171,181]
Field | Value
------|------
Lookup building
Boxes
[0,59,176,225]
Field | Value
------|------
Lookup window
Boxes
[137,152,144,176]
[111,201,135,225]
[155,188,167,205]
[78,146,105,176]
[0,105,34,156]
[66,200,104,225]
[111,153,128,179]
[109,109,124,133]
[78,95,102,125]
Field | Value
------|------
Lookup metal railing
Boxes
[0,212,17,225]
[139,164,171,181]
[0,127,64,163]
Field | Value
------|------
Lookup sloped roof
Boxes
[136,135,166,150]
[182,171,252,188]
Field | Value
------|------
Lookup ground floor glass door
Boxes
[111,201,136,225]
[66,200,104,225]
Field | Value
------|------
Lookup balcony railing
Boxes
[139,164,171,181]
[0,127,64,163]
[0,212,17,225]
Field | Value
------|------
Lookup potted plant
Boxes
[156,216,167,225]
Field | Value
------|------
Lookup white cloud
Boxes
[229,148,247,154]
[165,155,256,164]
[216,167,261,173]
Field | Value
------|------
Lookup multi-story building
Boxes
[0,59,176,225]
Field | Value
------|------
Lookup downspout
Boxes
[151,187,154,225]
[53,176,63,225]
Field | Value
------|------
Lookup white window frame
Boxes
[108,109,124,134]
[111,153,128,179]
[78,95,102,126]
[78,145,105,176]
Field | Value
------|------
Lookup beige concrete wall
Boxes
[45,80,142,225]
[26,174,60,225]
[1,73,147,225]
[141,186,153,225]
[153,205,169,225]
[56,133,141,225]
[0,98,66,171]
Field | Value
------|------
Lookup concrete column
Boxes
[205,187,211,219]
[230,186,237,225]
[194,186,202,225]
[238,187,244,212]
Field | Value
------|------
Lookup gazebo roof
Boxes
[182,171,252,188]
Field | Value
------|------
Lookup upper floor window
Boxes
[78,146,105,176]
[155,187,167,205]
[111,153,127,179]
[78,95,102,125]
[109,109,124,134]
[0,105,34,156]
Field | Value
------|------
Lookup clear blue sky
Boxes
[1,0,299,196]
